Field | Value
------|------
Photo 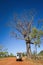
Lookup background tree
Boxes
[0,45,4,52]
[22,52,27,57]
[9,53,14,57]
[7,10,43,59]
[0,45,9,57]
[30,20,43,55]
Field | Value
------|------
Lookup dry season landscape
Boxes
[0,1,43,65]
[0,57,43,65]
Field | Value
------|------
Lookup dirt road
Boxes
[0,57,43,65]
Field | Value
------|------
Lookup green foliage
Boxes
[30,27,43,57]
[30,28,38,38]
[0,45,9,58]
[0,45,15,58]
[0,51,9,58]
[30,27,43,46]
[39,30,43,36]
[9,53,14,57]
[38,50,43,56]
[22,52,27,57]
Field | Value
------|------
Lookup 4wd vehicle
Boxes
[16,53,22,61]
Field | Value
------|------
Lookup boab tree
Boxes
[7,10,43,58]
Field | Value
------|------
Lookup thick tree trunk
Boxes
[26,43,32,58]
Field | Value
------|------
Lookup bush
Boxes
[9,53,14,57]
[0,52,9,58]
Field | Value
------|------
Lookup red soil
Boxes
[0,57,43,65]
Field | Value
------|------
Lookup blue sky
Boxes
[0,0,43,55]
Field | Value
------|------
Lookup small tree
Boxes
[30,27,43,59]
[22,52,27,57]
[9,53,14,57]
[0,45,9,57]
[0,45,3,52]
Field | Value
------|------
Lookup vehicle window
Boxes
[17,55,18,56]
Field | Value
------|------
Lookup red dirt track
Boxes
[0,57,43,65]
